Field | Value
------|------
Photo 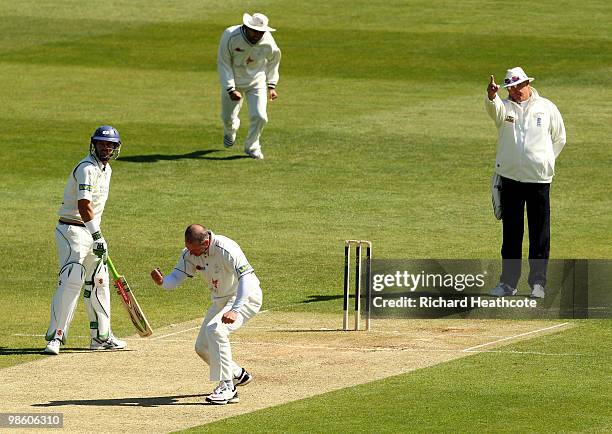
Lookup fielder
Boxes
[44,126,127,355]
[218,12,281,160]
[150,224,262,405]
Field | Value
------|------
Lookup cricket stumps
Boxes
[343,240,372,331]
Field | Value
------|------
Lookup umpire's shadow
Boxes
[32,394,207,408]
[118,149,250,163]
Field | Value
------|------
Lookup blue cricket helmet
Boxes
[91,125,121,144]
[90,125,122,161]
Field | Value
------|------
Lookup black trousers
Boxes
[499,176,550,289]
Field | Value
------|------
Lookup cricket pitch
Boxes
[0,311,570,433]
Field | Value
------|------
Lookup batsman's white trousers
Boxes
[194,286,262,381]
[220,81,268,152]
[46,223,112,343]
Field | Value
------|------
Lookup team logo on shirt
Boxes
[211,279,219,289]
[246,56,254,64]
[235,47,245,52]
[504,115,515,123]
[237,264,252,274]
[79,184,93,191]
[535,112,544,127]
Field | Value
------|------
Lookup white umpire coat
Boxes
[485,88,566,183]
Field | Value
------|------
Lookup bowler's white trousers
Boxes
[194,286,262,381]
[221,81,268,152]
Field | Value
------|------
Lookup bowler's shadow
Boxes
[32,394,206,408]
[118,149,249,163]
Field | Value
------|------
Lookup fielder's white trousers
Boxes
[46,223,112,343]
[220,81,268,152]
[194,287,262,381]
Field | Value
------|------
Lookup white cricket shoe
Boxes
[206,383,239,405]
[530,284,546,299]
[223,133,236,148]
[44,339,61,355]
[233,368,253,387]
[90,334,127,350]
[246,149,264,160]
[490,282,517,297]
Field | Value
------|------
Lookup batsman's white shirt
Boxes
[169,232,260,306]
[58,155,111,224]
[217,25,281,92]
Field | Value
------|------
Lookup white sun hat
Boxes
[502,67,535,88]
[243,13,276,32]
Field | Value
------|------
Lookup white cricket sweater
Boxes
[485,88,566,183]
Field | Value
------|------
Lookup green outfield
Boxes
[0,0,610,432]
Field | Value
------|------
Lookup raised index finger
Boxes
[490,75,495,84]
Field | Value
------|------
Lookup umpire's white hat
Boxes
[502,67,534,88]
[243,13,276,32]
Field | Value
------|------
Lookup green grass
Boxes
[182,320,612,433]
[0,0,610,431]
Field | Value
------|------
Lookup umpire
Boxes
[485,67,566,299]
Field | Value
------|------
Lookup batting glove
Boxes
[92,231,108,262]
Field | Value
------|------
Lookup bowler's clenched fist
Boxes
[151,268,164,286]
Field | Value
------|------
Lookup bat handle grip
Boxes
[106,256,120,280]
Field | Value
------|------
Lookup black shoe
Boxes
[233,368,253,387]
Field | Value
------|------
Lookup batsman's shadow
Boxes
[32,394,207,408]
[118,149,250,163]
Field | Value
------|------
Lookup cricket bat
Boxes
[106,256,153,337]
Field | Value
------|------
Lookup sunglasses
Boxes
[504,76,522,85]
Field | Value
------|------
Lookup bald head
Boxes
[184,224,211,257]
[185,224,209,243]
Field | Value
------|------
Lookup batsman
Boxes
[44,126,127,355]
[151,224,262,405]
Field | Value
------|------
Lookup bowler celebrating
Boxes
[151,224,262,405]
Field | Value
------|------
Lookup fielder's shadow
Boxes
[118,149,250,163]
[32,394,207,408]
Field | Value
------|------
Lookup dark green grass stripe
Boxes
[1,17,609,83]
